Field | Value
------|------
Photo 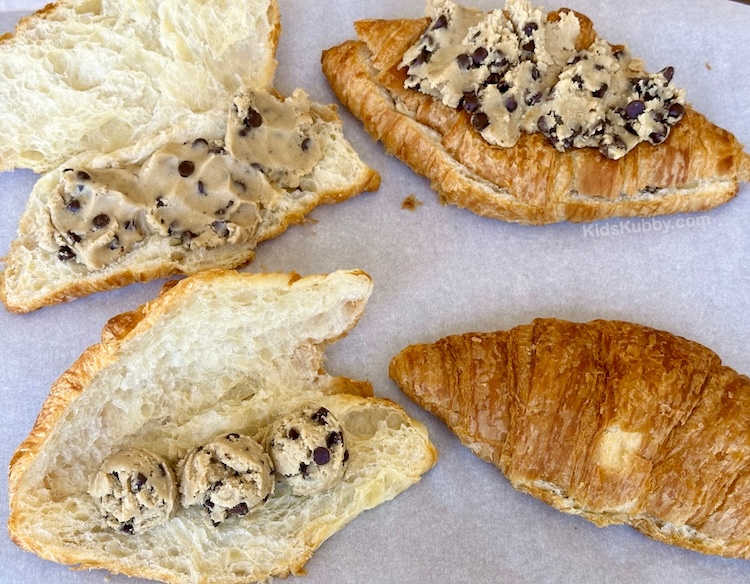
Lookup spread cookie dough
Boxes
[178,433,275,526]
[267,405,349,496]
[89,448,177,535]
[47,89,326,270]
[401,0,685,159]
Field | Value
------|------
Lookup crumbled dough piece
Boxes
[89,448,177,535]
[267,405,349,496]
[401,0,685,160]
[178,434,275,526]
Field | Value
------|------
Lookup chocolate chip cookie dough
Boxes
[89,448,177,535]
[401,0,685,159]
[267,405,349,496]
[47,89,327,270]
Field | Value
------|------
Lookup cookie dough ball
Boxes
[89,448,177,535]
[268,405,349,496]
[178,433,275,526]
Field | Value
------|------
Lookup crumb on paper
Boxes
[705,62,712,70]
[402,195,423,211]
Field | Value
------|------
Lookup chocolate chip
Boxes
[178,160,195,177]
[197,180,206,195]
[230,502,249,516]
[531,67,540,81]
[522,40,535,52]
[181,230,196,245]
[572,74,584,89]
[498,83,510,94]
[433,14,447,29]
[301,137,312,151]
[311,407,330,425]
[123,221,134,231]
[327,431,342,448]
[156,197,166,208]
[342,450,349,463]
[537,116,549,134]
[238,128,248,138]
[226,433,240,440]
[505,97,517,113]
[299,462,310,477]
[523,22,538,36]
[485,72,501,85]
[133,473,147,491]
[412,48,431,67]
[192,138,208,149]
[288,428,300,440]
[58,246,75,261]
[66,199,81,213]
[313,447,330,465]
[592,84,608,99]
[668,103,684,119]
[92,214,110,229]
[625,100,646,119]
[243,108,263,129]
[471,112,489,131]
[120,522,135,535]
[456,53,472,70]
[462,92,480,114]
[649,130,667,144]
[660,66,675,82]
[203,498,215,509]
[108,236,120,250]
[624,122,638,136]
[208,145,226,155]
[472,47,488,66]
[525,92,541,106]
[210,220,229,238]
[67,230,82,243]
[77,170,90,181]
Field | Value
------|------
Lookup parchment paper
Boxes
[1,1,749,582]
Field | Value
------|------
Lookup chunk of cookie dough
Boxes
[178,433,275,526]
[89,448,177,535]
[267,405,349,496]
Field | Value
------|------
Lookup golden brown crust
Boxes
[389,318,750,559]
[323,15,748,224]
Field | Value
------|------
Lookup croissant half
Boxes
[322,9,750,224]
[389,318,750,559]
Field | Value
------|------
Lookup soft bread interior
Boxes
[8,270,436,583]
[0,0,280,172]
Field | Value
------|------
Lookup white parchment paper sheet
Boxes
[1,1,749,583]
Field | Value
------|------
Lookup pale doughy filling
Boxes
[48,89,326,270]
[401,0,685,160]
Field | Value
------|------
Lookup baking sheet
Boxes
[1,1,750,582]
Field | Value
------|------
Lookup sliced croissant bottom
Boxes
[322,12,750,224]
[8,269,436,583]
[390,318,750,559]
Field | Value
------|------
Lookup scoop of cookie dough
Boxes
[89,448,177,535]
[268,405,349,496]
[178,433,275,526]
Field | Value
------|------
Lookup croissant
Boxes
[389,318,750,559]
[321,4,750,224]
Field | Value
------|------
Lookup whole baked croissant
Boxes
[389,318,750,559]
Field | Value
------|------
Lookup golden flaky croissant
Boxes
[322,4,750,224]
[389,318,750,559]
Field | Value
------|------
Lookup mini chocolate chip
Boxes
[66,199,81,213]
[197,180,206,195]
[178,160,195,177]
[313,447,330,465]
[211,220,230,238]
[299,462,310,477]
[327,431,342,448]
[625,100,646,119]
[263,494,270,503]
[288,428,300,440]
[624,122,638,136]
[238,128,248,138]
[92,214,110,229]
[342,450,349,463]
[568,54,583,66]
[77,170,90,181]
[668,103,684,119]
[133,473,147,491]
[525,92,541,106]
[522,40,535,52]
[537,116,549,133]
[505,97,517,113]
[208,145,226,155]
[181,231,196,245]
[462,92,480,114]
[456,53,472,70]
[203,498,215,509]
[523,22,538,36]
[572,74,584,89]
[412,48,431,67]
[433,14,447,29]
[650,130,667,144]
[486,72,501,85]
[243,108,263,128]
[531,67,540,81]
[301,137,312,151]
[226,433,240,440]
[660,66,675,82]
[592,84,608,99]
[159,464,166,477]
[123,220,134,231]
[230,502,249,516]
[471,112,490,131]
[311,407,330,425]
[120,522,135,535]
[77,184,85,193]
[226,200,235,208]
[498,83,510,94]
[67,230,82,243]
[472,47,488,66]
[58,246,75,261]
[156,197,166,208]
[108,236,120,250]
[192,138,209,149]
